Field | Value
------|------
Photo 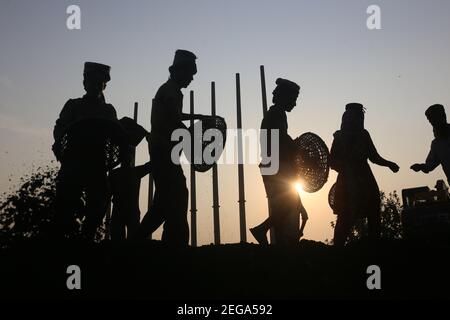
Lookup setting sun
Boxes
[294,182,304,195]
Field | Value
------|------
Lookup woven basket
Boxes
[293,132,330,193]
[328,182,336,210]
[53,118,129,171]
[187,116,227,172]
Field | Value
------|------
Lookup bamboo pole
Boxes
[260,65,268,115]
[260,65,275,244]
[236,73,247,243]
[148,100,154,239]
[190,90,198,247]
[211,82,221,245]
[131,102,138,166]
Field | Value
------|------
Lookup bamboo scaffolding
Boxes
[211,81,221,245]
[260,66,275,244]
[148,100,154,239]
[190,90,198,247]
[236,73,247,243]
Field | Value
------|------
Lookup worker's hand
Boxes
[389,162,400,173]
[410,163,423,172]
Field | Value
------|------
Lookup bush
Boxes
[0,163,106,247]
[328,191,403,244]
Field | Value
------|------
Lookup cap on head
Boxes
[274,78,300,95]
[170,49,197,75]
[425,104,446,121]
[345,102,365,113]
[84,62,111,82]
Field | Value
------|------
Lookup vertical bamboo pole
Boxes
[260,66,268,115]
[260,65,275,244]
[236,73,247,243]
[211,82,221,245]
[131,102,138,166]
[190,90,198,247]
[148,100,154,239]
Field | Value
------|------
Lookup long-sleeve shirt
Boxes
[423,131,450,183]
[53,94,118,167]
[260,105,297,178]
[110,162,151,213]
[53,95,117,141]
[149,78,186,153]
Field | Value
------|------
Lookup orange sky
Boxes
[1,0,450,245]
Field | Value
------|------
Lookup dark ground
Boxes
[1,239,449,300]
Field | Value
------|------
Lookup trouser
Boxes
[138,153,189,246]
[111,206,140,240]
[52,165,109,240]
[263,175,300,245]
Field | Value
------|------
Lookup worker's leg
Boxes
[161,167,189,246]
[51,168,83,238]
[82,171,110,240]
[333,211,355,246]
[111,206,126,240]
[367,207,381,241]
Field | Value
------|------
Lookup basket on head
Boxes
[185,116,227,172]
[293,132,330,193]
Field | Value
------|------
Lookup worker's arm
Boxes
[53,100,75,142]
[181,114,224,123]
[298,202,308,240]
[411,142,440,173]
[329,132,342,172]
[181,113,205,121]
[133,161,152,179]
[367,130,399,172]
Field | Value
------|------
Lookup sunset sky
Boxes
[1,0,450,245]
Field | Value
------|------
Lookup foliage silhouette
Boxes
[328,191,403,244]
[0,163,105,247]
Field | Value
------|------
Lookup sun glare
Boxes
[294,182,304,195]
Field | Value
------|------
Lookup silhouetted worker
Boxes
[136,50,208,246]
[330,103,399,246]
[250,78,308,245]
[110,146,151,240]
[52,62,118,240]
[411,104,450,184]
